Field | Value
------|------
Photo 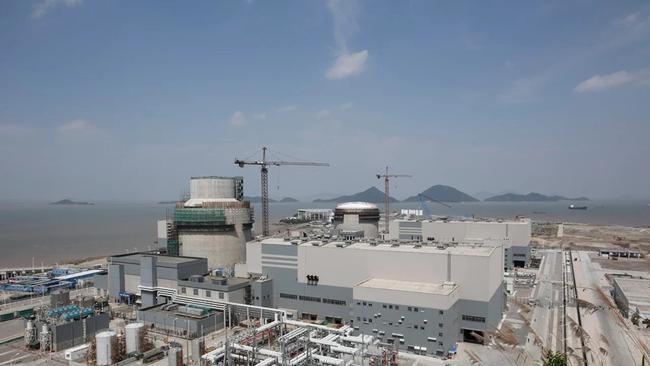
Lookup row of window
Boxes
[180,287,224,299]
[279,293,346,306]
[462,315,486,323]
[323,298,346,306]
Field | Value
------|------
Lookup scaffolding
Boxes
[174,208,227,226]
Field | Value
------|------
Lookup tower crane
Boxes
[376,166,411,235]
[235,147,329,236]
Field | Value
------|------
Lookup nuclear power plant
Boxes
[171,176,253,270]
[3,172,544,366]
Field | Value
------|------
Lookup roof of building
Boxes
[109,253,206,265]
[336,202,378,210]
[184,198,240,207]
[356,278,457,296]
[255,237,496,256]
[614,277,650,308]
[190,176,242,180]
[55,269,105,281]
[393,217,530,225]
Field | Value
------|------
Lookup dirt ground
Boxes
[533,222,650,254]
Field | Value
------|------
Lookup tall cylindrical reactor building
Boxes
[333,202,380,239]
[175,176,253,270]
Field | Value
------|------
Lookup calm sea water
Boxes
[0,200,648,267]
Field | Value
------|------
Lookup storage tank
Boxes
[24,319,37,348]
[333,202,380,239]
[168,346,183,366]
[96,330,116,365]
[125,322,144,354]
[39,324,50,351]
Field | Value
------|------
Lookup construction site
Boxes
[0,149,648,366]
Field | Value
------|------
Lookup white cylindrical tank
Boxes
[24,319,37,347]
[96,330,116,366]
[125,322,144,354]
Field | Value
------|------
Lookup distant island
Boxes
[50,199,94,206]
[314,187,398,203]
[157,201,178,204]
[245,196,277,203]
[403,185,479,203]
[485,192,590,202]
[279,197,299,203]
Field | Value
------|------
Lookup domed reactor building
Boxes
[172,176,253,271]
[333,202,380,240]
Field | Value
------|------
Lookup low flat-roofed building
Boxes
[612,277,650,319]
[246,236,505,356]
[107,253,208,307]
[388,217,531,268]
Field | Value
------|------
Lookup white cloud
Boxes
[57,119,101,137]
[316,109,332,119]
[338,102,354,111]
[498,76,548,104]
[252,113,267,121]
[0,125,34,138]
[277,104,298,113]
[32,0,83,19]
[325,50,369,80]
[228,111,246,127]
[325,0,368,80]
[574,69,650,93]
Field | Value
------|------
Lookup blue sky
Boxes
[1,0,649,201]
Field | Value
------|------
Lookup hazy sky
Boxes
[1,0,649,201]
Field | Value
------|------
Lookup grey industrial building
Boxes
[612,277,650,319]
[388,218,531,269]
[106,253,208,307]
[244,237,505,356]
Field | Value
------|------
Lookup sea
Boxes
[0,200,649,268]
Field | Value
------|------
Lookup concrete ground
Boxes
[570,250,649,366]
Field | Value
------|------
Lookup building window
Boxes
[389,305,393,309]
[280,293,297,299]
[420,326,425,330]
[357,317,361,321]
[363,301,367,306]
[181,287,186,294]
[439,323,443,327]
[439,310,444,315]
[462,315,486,323]
[299,295,321,303]
[408,307,412,311]
[414,307,419,312]
[206,290,211,298]
[193,288,199,296]
[395,305,400,310]
[219,292,224,300]
[383,304,387,308]
[323,298,346,306]
[438,332,443,337]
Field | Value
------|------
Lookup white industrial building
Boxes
[174,176,254,270]
[387,217,531,268]
[244,235,505,355]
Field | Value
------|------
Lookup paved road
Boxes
[525,250,565,361]
[571,251,640,366]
